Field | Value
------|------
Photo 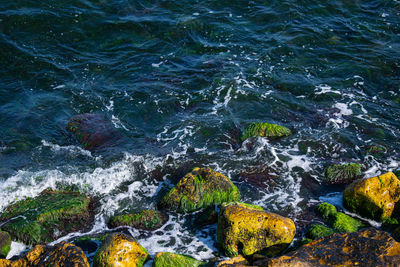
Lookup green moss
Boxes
[153,252,206,267]
[316,202,337,221]
[221,202,263,211]
[108,210,168,230]
[0,190,94,245]
[325,163,362,184]
[159,167,240,213]
[305,224,334,240]
[0,231,11,258]
[240,122,292,141]
[382,217,399,232]
[366,145,387,156]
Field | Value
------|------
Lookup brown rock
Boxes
[257,228,400,267]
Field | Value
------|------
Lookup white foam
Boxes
[314,84,341,95]
[7,242,28,259]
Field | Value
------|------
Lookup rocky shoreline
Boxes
[1,115,400,266]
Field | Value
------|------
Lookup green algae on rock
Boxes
[153,252,206,267]
[0,232,11,259]
[108,210,168,231]
[93,233,149,267]
[316,202,364,233]
[324,163,362,184]
[0,242,89,267]
[0,189,95,246]
[217,202,296,257]
[159,167,240,213]
[305,224,334,240]
[240,122,291,141]
[343,172,400,221]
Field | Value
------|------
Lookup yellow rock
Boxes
[343,172,400,221]
[216,255,249,266]
[93,233,149,267]
[217,202,296,257]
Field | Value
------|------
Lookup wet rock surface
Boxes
[0,232,10,259]
[153,252,206,267]
[108,210,168,231]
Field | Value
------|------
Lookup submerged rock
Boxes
[316,202,364,233]
[0,189,95,246]
[258,228,400,266]
[0,242,89,267]
[343,172,400,221]
[217,202,296,257]
[240,122,291,141]
[159,167,240,213]
[153,252,206,267]
[93,233,149,267]
[108,210,168,231]
[324,163,362,184]
[0,232,11,259]
[66,113,121,150]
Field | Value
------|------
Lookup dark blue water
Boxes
[1,0,399,261]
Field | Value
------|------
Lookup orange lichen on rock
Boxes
[217,202,296,257]
[343,172,400,221]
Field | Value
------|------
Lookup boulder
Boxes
[153,252,206,267]
[324,163,362,184]
[159,167,240,213]
[217,202,296,257]
[316,202,364,233]
[0,189,95,245]
[93,233,149,267]
[216,255,249,267]
[240,122,291,141]
[0,232,10,259]
[257,228,400,266]
[343,172,400,221]
[0,242,89,267]
[108,210,168,231]
[66,113,120,150]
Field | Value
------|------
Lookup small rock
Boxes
[108,210,168,231]
[153,252,206,267]
[241,122,291,141]
[305,224,334,240]
[257,228,400,266]
[93,233,149,267]
[216,255,249,267]
[217,202,296,257]
[343,172,400,221]
[159,167,240,213]
[0,189,95,245]
[324,163,362,184]
[0,242,89,266]
[0,231,11,259]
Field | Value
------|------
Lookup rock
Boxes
[93,233,149,267]
[257,228,400,266]
[66,113,120,150]
[108,210,168,231]
[0,242,89,267]
[0,189,95,245]
[305,224,334,240]
[217,202,296,257]
[316,202,364,233]
[193,206,218,227]
[0,232,11,259]
[366,145,387,156]
[324,163,362,184]
[216,255,249,267]
[159,167,240,213]
[240,122,291,141]
[153,252,206,267]
[343,172,400,221]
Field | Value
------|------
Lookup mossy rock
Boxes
[0,231,11,259]
[366,145,387,157]
[93,233,149,267]
[0,242,89,266]
[159,167,240,213]
[108,210,168,231]
[305,224,334,240]
[316,202,364,233]
[343,172,400,221]
[0,189,95,246]
[240,122,291,141]
[324,163,362,184]
[153,252,206,267]
[217,202,296,257]
[382,217,399,232]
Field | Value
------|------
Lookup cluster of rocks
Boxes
[1,115,400,266]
